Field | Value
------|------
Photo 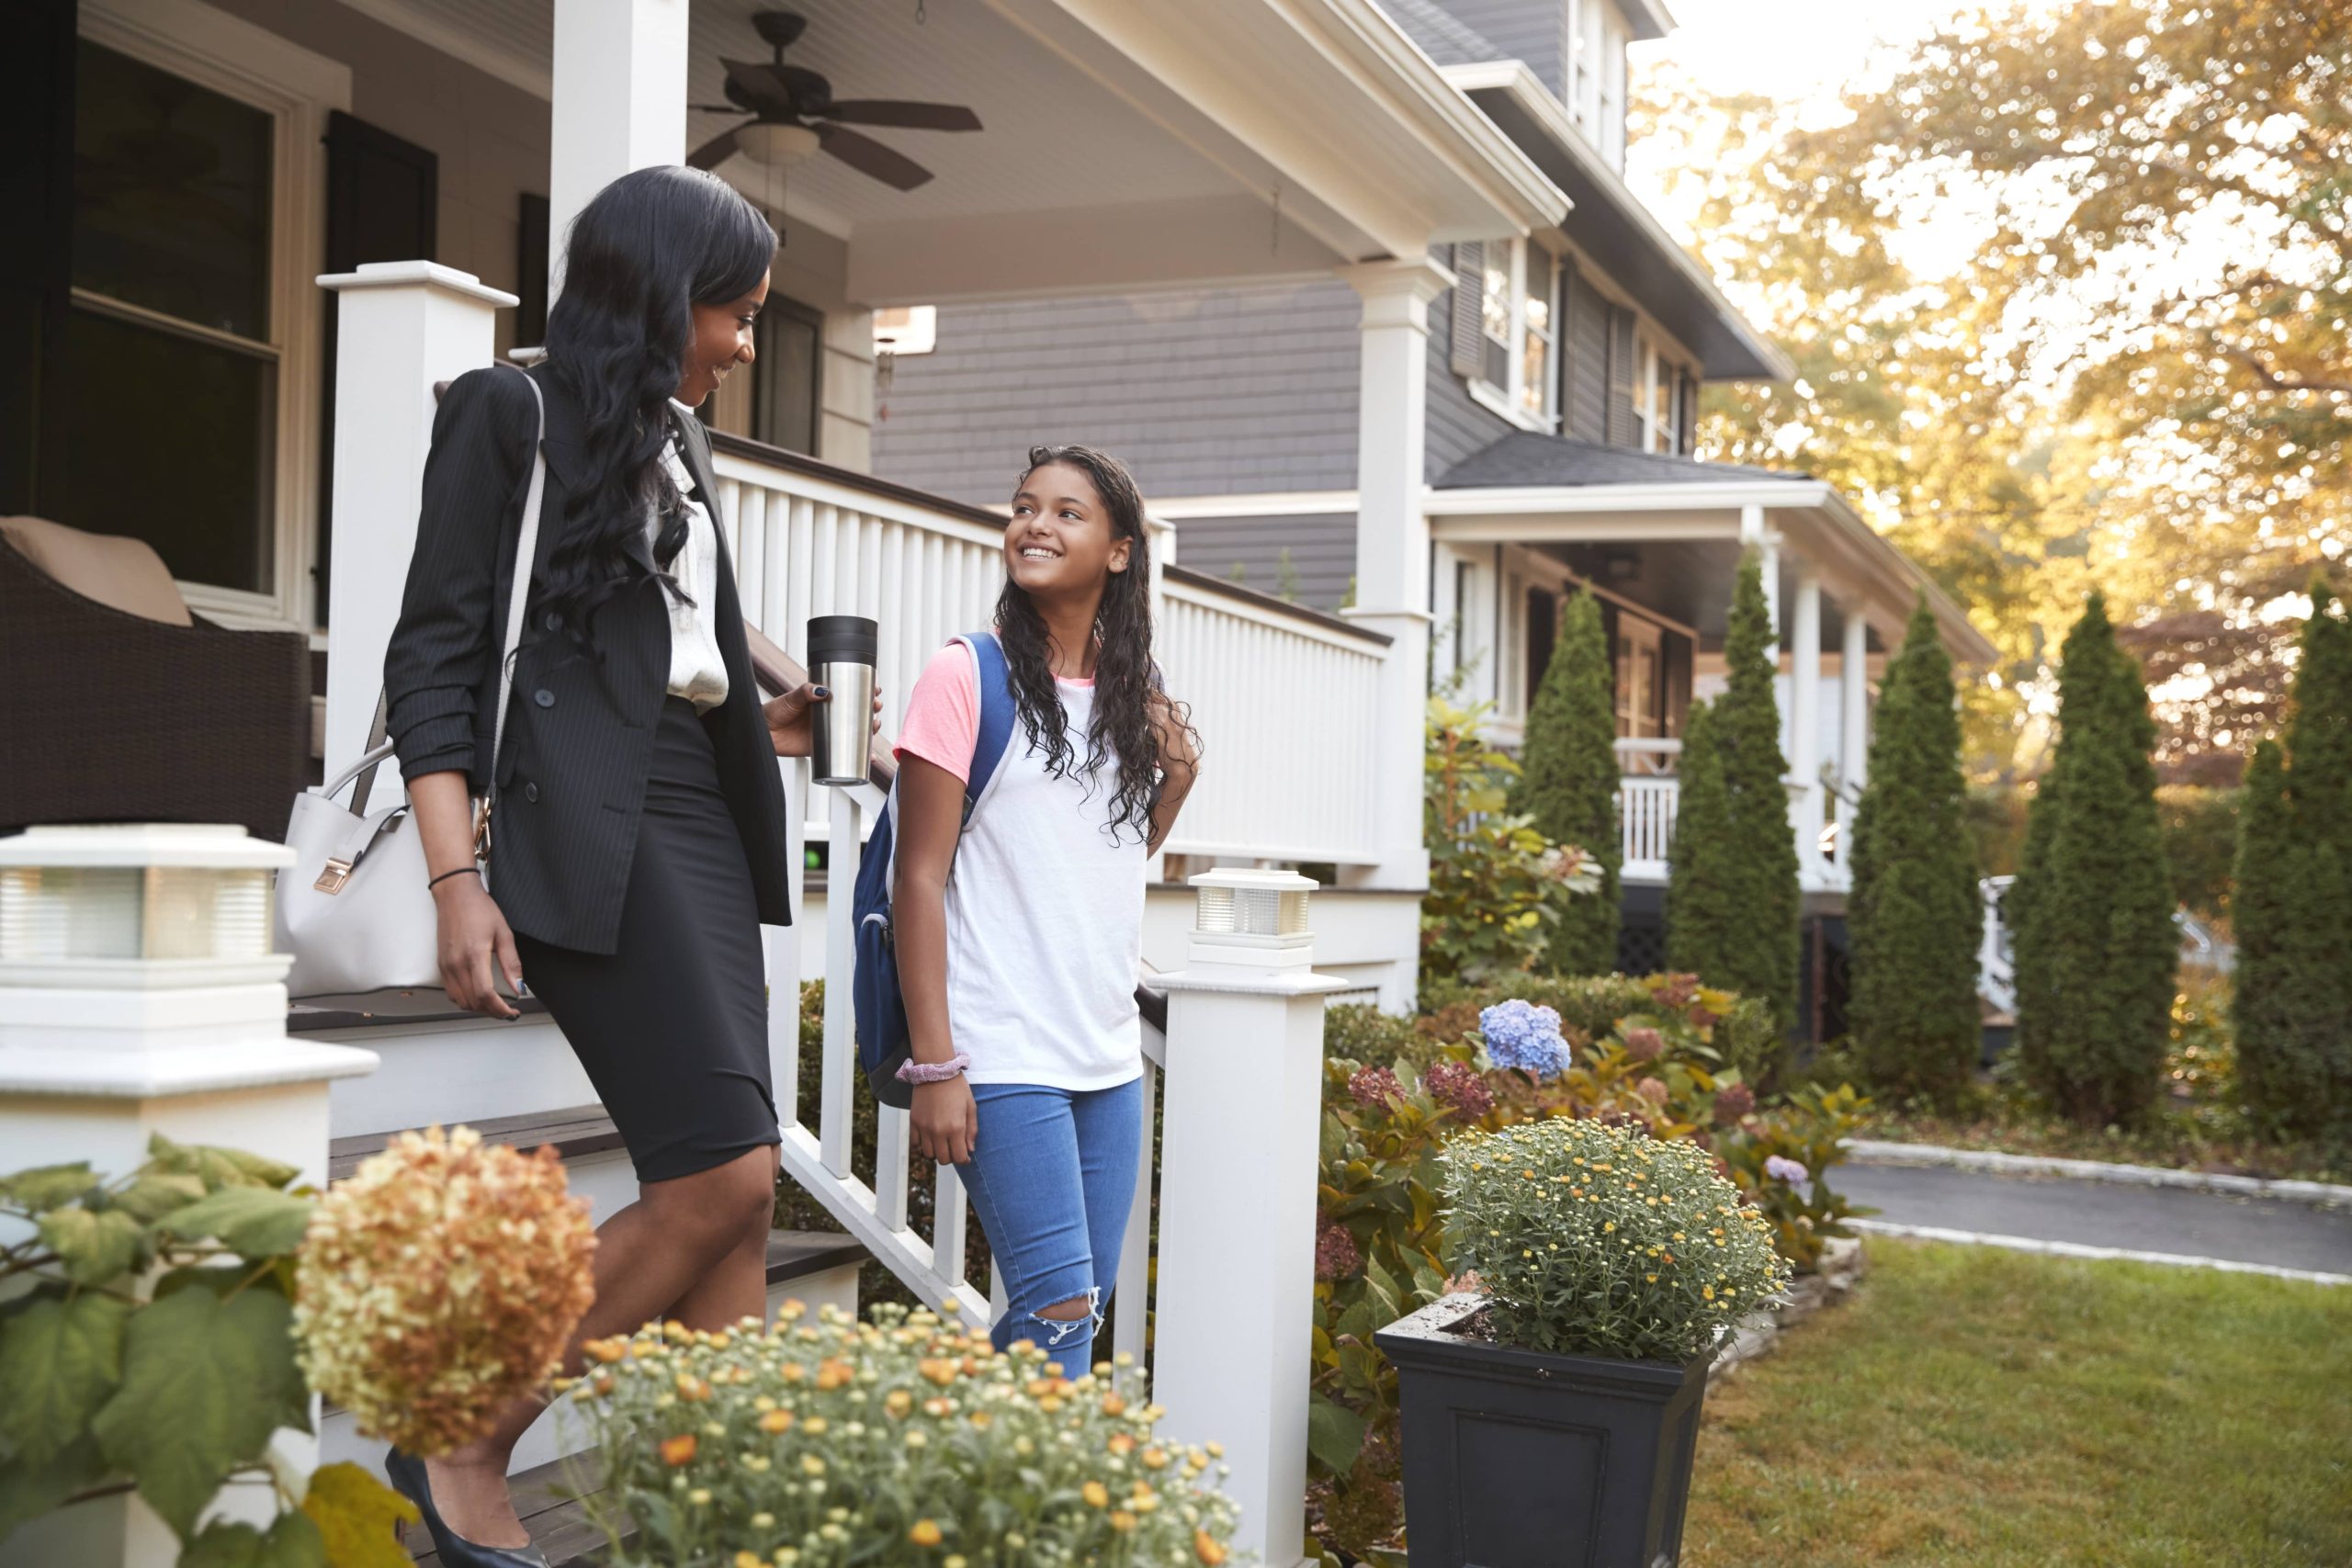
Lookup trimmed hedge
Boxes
[1516,590,1622,974]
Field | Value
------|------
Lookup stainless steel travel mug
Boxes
[808,615,878,787]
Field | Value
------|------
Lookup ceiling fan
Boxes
[688,8,981,191]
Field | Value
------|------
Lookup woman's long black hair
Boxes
[997,445,1196,844]
[539,165,775,638]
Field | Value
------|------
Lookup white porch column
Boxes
[1152,871,1345,1568]
[316,264,518,786]
[1338,255,1453,904]
[1837,608,1871,886]
[0,826,378,1568]
[1788,573,1824,885]
[548,0,692,299]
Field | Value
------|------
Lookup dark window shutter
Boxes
[1662,626,1693,736]
[1,0,76,514]
[318,111,437,624]
[1449,241,1485,379]
[1678,371,1698,455]
[517,194,550,346]
[1605,306,1636,447]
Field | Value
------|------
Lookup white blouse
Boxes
[656,400,730,711]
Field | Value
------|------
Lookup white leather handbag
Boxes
[276,366,548,1000]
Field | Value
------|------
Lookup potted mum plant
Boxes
[1374,1117,1788,1568]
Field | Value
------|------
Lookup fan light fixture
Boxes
[738,121,823,167]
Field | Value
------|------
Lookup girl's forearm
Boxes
[893,877,959,1066]
[407,770,483,882]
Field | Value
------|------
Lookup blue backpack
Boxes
[851,632,1019,1108]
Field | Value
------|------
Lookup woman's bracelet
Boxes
[896,1053,971,1086]
[426,866,481,893]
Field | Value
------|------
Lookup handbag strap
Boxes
[345,364,548,814]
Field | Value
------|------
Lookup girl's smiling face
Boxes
[674,270,770,407]
[1006,460,1131,598]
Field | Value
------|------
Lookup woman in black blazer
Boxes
[380,166,844,1566]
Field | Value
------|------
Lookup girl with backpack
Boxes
[890,444,1199,1375]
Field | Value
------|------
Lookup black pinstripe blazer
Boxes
[382,362,794,954]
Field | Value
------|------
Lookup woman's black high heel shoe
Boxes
[384,1448,551,1568]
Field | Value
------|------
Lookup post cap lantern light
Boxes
[1186,867,1316,973]
[0,824,294,987]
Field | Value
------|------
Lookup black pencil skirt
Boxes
[512,696,779,1184]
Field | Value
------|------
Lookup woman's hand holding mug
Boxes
[764,682,885,759]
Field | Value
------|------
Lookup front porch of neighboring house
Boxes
[0,0,1569,1540]
[1425,434,1996,996]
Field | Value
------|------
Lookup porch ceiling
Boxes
[340,0,1566,302]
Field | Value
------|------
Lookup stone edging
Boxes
[1848,1220,2352,1288]
[1709,1235,1865,1385]
[1840,1139,2352,1209]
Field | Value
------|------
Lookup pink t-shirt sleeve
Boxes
[893,641,980,784]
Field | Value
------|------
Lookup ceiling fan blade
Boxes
[721,59,797,111]
[823,100,981,132]
[817,123,932,191]
[687,126,744,171]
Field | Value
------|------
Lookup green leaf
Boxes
[1306,1396,1369,1477]
[92,1283,311,1539]
[156,1187,315,1262]
[113,1172,209,1224]
[145,1137,300,1193]
[40,1206,148,1286]
[300,1461,419,1568]
[0,1163,97,1214]
[180,1510,328,1568]
[0,1433,108,1541]
[0,1291,130,1467]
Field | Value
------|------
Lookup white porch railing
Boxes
[1620,774,1679,883]
[1614,736,1680,776]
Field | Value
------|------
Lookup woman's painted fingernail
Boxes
[812,685,831,700]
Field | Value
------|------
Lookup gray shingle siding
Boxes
[1421,0,1566,97]
[1377,0,1505,66]
[873,283,1362,506]
[1169,513,1357,611]
[1563,263,1611,445]
[1430,251,1519,477]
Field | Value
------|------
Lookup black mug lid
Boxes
[808,615,878,663]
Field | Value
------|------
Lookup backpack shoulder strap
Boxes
[956,631,1017,813]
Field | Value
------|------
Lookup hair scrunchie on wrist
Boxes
[895,1053,971,1086]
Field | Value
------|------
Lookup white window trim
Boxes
[80,0,351,633]
[1634,330,1680,455]
[1465,238,1560,435]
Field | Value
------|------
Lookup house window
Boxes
[1635,333,1679,455]
[1567,0,1630,167]
[873,305,935,355]
[751,295,824,457]
[1468,239,1559,432]
[59,40,278,595]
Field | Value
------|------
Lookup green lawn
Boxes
[1683,1240,2352,1568]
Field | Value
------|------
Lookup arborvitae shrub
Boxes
[2009,592,2177,1126]
[1848,595,1983,1107]
[1517,591,1621,975]
[1666,552,1801,1032]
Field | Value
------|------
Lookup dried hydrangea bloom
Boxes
[294,1125,597,1457]
[1347,1065,1406,1109]
[1621,1026,1666,1064]
[1711,1084,1756,1126]
[1315,1221,1363,1281]
[1422,1058,1494,1119]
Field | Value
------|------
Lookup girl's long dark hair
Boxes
[539,165,775,638]
[997,446,1195,844]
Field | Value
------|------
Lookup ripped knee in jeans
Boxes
[1028,1285,1103,1347]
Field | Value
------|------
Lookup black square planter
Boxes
[1375,1294,1712,1568]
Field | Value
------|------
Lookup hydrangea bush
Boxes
[1476,999,1569,1081]
[570,1301,1243,1568]
[295,1125,597,1457]
[1440,1118,1791,1363]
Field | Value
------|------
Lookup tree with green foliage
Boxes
[1517,591,1621,975]
[1849,595,1984,1107]
[2233,585,2352,1138]
[1668,552,1800,1030]
[2008,593,2177,1125]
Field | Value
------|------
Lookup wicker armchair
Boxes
[0,525,309,844]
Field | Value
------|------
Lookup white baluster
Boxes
[820,787,861,1178]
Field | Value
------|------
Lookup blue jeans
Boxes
[957,1077,1145,1377]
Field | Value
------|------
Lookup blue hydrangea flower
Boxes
[1764,1155,1810,1185]
[1478,998,1569,1082]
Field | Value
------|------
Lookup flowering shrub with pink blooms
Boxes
[293,1125,598,1457]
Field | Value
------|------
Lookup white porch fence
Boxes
[1612,738,1848,891]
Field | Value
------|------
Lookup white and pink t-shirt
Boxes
[892,640,1146,1091]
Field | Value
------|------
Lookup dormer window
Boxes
[1566,0,1631,170]
[1453,238,1559,434]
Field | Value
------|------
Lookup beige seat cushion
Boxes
[1,515,194,627]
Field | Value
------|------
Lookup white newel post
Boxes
[1789,572,1824,885]
[548,0,691,301]
[1337,256,1453,922]
[315,264,518,785]
[1152,871,1344,1568]
[0,826,378,1568]
[1838,609,1871,886]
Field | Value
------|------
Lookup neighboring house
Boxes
[873,0,1996,1030]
